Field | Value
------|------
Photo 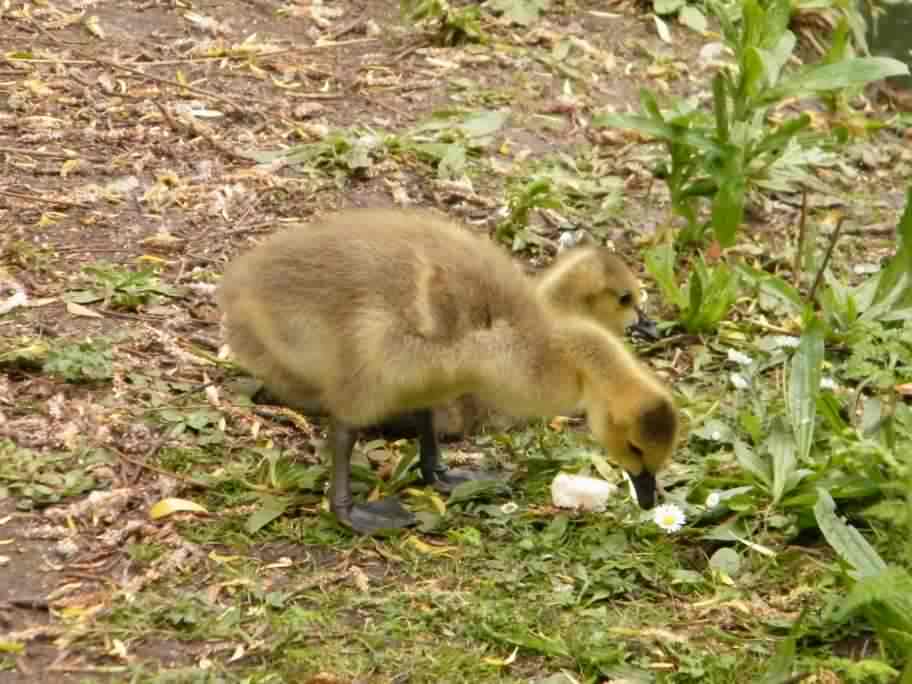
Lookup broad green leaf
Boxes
[448,478,510,504]
[291,465,326,492]
[459,109,510,138]
[737,266,804,315]
[760,0,792,50]
[881,306,912,321]
[861,272,909,323]
[640,88,663,122]
[437,143,467,180]
[678,5,707,33]
[654,0,684,15]
[742,46,767,101]
[245,496,289,534]
[753,113,811,157]
[766,57,909,102]
[822,17,850,65]
[644,244,687,309]
[711,171,746,247]
[817,392,849,432]
[683,262,705,332]
[415,510,445,533]
[709,547,742,576]
[488,0,549,27]
[760,635,796,684]
[741,0,763,51]
[593,113,721,154]
[343,138,373,170]
[712,73,729,143]
[761,277,804,314]
[760,606,806,684]
[734,439,771,486]
[65,289,104,304]
[386,448,418,486]
[707,0,739,49]
[767,418,797,504]
[481,624,571,658]
[829,566,912,652]
[814,488,887,579]
[843,1,871,56]
[758,31,796,88]
[687,260,739,330]
[590,451,618,482]
[542,514,569,543]
[787,316,824,463]
[871,184,912,309]
[701,517,777,559]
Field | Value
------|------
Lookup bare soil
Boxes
[1,0,909,681]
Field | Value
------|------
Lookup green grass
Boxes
[2,0,911,681]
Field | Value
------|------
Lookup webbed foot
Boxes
[336,498,418,535]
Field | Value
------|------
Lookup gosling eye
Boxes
[618,292,634,307]
[628,442,644,458]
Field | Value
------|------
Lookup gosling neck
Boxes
[534,250,587,310]
[551,317,650,414]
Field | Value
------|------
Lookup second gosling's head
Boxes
[545,247,655,338]
[588,393,678,510]
[584,251,643,337]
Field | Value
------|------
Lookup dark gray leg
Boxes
[328,420,357,518]
[327,419,417,534]
[413,409,495,494]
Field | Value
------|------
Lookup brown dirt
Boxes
[0,0,907,679]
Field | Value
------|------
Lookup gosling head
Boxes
[553,247,658,340]
[589,395,678,509]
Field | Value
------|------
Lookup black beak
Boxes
[629,307,660,341]
[629,470,657,509]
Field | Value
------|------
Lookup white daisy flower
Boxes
[730,373,749,390]
[705,491,722,509]
[726,349,753,366]
[774,336,800,349]
[500,502,519,515]
[653,503,686,533]
[820,377,837,390]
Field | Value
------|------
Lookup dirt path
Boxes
[1,0,908,681]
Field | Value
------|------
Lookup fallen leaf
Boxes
[404,536,456,557]
[350,566,370,592]
[66,301,102,318]
[149,498,208,520]
[83,15,105,38]
[654,15,672,44]
[483,646,519,666]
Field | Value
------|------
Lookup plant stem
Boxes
[807,216,847,306]
[794,188,808,289]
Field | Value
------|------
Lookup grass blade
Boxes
[787,315,824,463]
[768,417,797,504]
[814,488,887,579]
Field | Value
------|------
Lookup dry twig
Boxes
[808,216,847,305]
[794,188,808,289]
[153,101,252,163]
[93,57,247,115]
